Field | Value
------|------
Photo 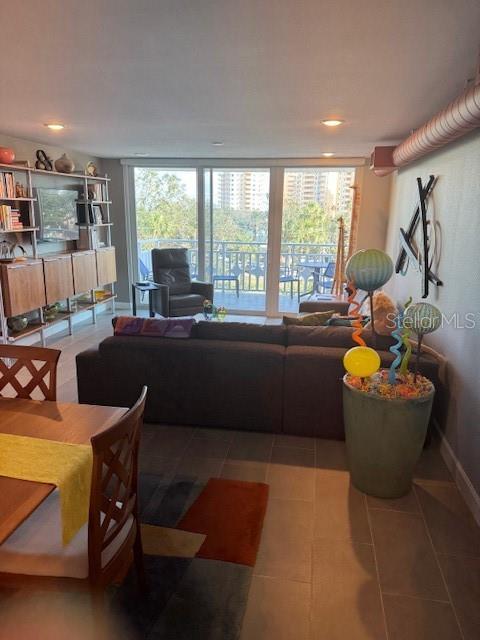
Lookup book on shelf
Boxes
[0,205,24,231]
[0,172,16,199]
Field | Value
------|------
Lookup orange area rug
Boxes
[177,477,269,566]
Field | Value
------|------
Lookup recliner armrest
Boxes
[151,283,170,316]
[191,281,214,300]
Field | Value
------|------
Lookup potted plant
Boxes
[342,250,441,498]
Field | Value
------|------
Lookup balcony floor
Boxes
[212,289,336,314]
[134,290,334,317]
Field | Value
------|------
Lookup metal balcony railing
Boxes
[138,238,337,295]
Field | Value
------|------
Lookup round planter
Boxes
[343,375,434,498]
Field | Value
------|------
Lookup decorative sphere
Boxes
[404,302,442,335]
[345,249,393,292]
[343,346,381,378]
[0,147,15,164]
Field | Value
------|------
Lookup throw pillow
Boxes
[283,310,335,326]
[113,316,195,338]
[327,315,370,327]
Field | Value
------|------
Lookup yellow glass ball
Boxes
[343,346,381,378]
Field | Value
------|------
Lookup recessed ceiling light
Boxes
[134,152,149,157]
[211,141,224,146]
[322,152,335,157]
[322,119,344,127]
[44,123,65,131]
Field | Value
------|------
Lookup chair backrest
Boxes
[87,386,147,581]
[324,261,336,279]
[152,248,192,294]
[139,258,150,280]
[0,344,61,401]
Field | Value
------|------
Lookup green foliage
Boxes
[282,200,341,244]
[134,168,348,247]
[135,170,196,243]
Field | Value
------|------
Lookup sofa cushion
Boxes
[170,293,205,309]
[327,315,369,327]
[286,325,395,350]
[95,336,285,431]
[299,300,350,315]
[196,321,287,345]
[283,310,335,326]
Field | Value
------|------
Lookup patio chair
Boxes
[321,261,336,293]
[138,258,151,281]
[213,274,240,297]
[279,267,300,301]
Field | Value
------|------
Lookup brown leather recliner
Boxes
[151,248,213,317]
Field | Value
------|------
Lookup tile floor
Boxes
[39,312,480,639]
[139,424,480,640]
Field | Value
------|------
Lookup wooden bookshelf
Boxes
[0,163,116,345]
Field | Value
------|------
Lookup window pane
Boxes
[209,169,270,312]
[279,168,355,312]
[134,168,198,280]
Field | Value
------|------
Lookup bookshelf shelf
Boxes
[0,197,36,202]
[6,322,45,342]
[76,200,112,205]
[77,222,113,228]
[0,163,110,182]
[0,227,39,233]
[0,163,29,173]
[3,294,117,343]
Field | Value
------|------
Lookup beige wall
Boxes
[0,132,100,174]
[384,129,480,496]
[355,165,391,251]
[102,159,131,303]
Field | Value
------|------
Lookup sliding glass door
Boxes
[206,169,270,312]
[134,167,198,279]
[131,162,356,315]
[279,168,355,312]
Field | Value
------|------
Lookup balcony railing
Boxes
[138,238,337,295]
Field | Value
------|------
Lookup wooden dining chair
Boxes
[0,344,61,401]
[0,386,148,610]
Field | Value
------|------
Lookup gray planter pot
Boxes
[343,375,434,498]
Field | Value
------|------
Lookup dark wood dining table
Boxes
[0,397,127,545]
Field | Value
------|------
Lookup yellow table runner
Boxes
[0,433,93,546]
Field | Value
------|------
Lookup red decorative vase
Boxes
[0,147,15,164]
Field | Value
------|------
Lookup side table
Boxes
[131,282,162,317]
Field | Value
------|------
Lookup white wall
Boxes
[384,129,480,495]
[355,165,391,251]
[102,159,131,303]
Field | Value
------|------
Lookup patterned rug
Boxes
[113,472,269,640]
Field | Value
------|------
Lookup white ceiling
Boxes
[1,0,479,159]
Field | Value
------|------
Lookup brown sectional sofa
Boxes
[76,321,441,439]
